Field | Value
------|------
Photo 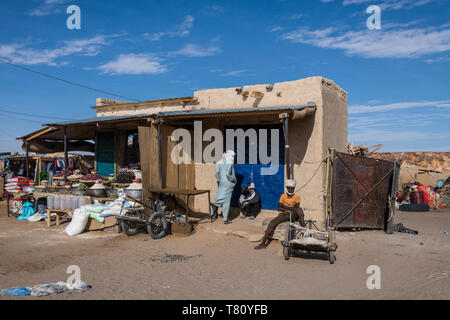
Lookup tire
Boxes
[120,220,139,236]
[283,225,292,260]
[328,250,335,264]
[399,203,429,212]
[328,229,336,264]
[147,212,168,239]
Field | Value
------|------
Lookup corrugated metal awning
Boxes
[19,104,317,141]
[158,104,316,119]
[43,113,156,126]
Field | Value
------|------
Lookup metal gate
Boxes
[330,152,399,229]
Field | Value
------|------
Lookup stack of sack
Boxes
[5,177,32,193]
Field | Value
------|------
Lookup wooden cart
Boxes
[281,218,338,264]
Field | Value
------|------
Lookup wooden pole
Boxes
[157,122,163,188]
[282,115,291,179]
[325,148,330,230]
[25,141,29,178]
[64,126,68,180]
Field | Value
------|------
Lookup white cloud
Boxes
[223,70,247,77]
[97,54,167,75]
[144,16,194,41]
[282,24,450,58]
[342,0,434,10]
[27,0,71,16]
[0,34,119,65]
[169,44,221,57]
[268,25,285,32]
[349,100,450,114]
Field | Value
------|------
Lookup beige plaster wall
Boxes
[191,77,348,227]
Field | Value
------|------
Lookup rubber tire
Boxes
[120,220,139,236]
[147,212,168,239]
[328,250,335,264]
[328,229,336,264]
[283,225,291,260]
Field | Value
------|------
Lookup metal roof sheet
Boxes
[43,104,316,127]
[158,104,316,117]
[44,113,156,126]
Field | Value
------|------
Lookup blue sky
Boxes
[0,0,449,153]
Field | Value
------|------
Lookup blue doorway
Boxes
[225,124,285,210]
[96,132,116,177]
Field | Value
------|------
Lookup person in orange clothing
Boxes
[254,179,306,250]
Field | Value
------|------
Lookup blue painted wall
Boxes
[96,132,115,177]
[225,124,285,210]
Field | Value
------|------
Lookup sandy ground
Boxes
[0,200,449,300]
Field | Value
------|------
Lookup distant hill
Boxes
[369,152,450,174]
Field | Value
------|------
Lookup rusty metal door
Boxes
[331,152,398,229]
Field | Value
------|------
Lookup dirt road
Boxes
[0,201,449,300]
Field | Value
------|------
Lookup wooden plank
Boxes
[149,124,159,188]
[138,125,151,199]
[91,97,198,110]
[164,126,178,189]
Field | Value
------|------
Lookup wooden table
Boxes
[148,187,211,222]
[46,209,73,227]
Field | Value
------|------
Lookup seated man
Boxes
[239,183,261,219]
[254,179,306,250]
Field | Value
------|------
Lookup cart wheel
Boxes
[147,212,168,239]
[120,220,139,236]
[328,250,335,264]
[283,225,291,260]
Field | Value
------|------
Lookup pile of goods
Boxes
[80,171,104,182]
[54,169,74,178]
[87,180,107,197]
[68,170,84,180]
[116,170,135,183]
[397,183,444,211]
[5,177,32,193]
[125,179,143,199]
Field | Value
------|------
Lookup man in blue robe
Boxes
[210,150,237,224]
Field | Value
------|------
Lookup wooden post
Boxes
[157,122,163,188]
[325,148,331,230]
[25,141,29,178]
[281,114,291,179]
[64,126,68,180]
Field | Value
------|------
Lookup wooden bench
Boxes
[46,209,73,227]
